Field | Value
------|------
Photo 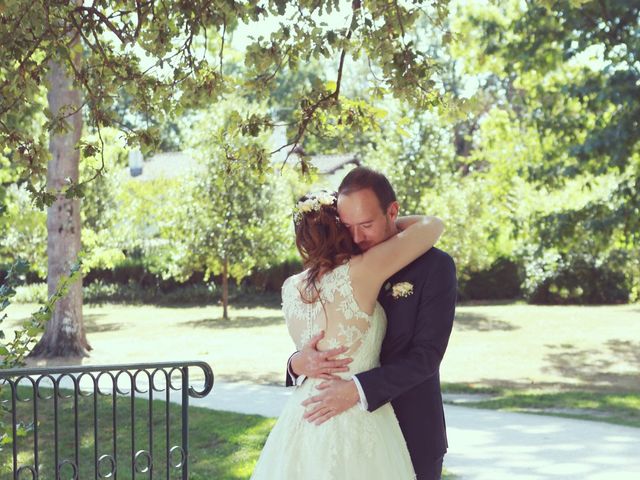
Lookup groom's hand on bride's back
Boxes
[291,331,353,381]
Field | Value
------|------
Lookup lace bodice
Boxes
[282,263,387,376]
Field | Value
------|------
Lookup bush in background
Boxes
[459,258,522,302]
[13,282,48,304]
[83,280,217,306]
[524,252,630,305]
[246,257,303,292]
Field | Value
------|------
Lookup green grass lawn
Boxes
[6,302,640,431]
[443,383,640,428]
[1,387,275,479]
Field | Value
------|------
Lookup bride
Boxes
[251,190,444,479]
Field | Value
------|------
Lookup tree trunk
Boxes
[29,25,90,358]
[222,257,229,320]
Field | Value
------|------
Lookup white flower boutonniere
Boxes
[391,281,414,299]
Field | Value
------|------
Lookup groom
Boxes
[287,167,457,480]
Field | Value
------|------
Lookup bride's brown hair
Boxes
[294,192,360,302]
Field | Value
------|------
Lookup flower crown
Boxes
[293,190,337,225]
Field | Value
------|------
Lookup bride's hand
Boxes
[291,331,353,380]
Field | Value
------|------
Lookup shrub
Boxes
[525,253,630,305]
[247,258,303,292]
[84,257,161,287]
[459,258,522,301]
[0,265,44,285]
[13,283,47,304]
[83,280,217,306]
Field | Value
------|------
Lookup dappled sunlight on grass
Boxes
[608,395,640,410]
[7,302,639,430]
[10,302,640,390]
[453,311,518,331]
[543,340,640,391]
[444,303,640,393]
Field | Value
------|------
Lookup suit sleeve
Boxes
[285,352,297,387]
[355,253,457,412]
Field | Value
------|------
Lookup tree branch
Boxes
[0,30,48,92]
[394,0,407,42]
[256,47,292,84]
[220,14,226,76]
[75,123,106,189]
[274,10,355,167]
[74,5,131,44]
[133,0,143,42]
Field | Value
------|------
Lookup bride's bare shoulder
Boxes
[346,254,366,275]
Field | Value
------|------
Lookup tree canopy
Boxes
[1,0,451,207]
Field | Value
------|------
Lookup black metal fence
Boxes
[0,361,214,479]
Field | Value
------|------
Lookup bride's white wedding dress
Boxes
[251,263,415,479]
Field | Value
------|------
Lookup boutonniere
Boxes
[387,281,414,299]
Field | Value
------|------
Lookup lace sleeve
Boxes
[281,275,322,351]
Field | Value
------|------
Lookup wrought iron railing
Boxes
[0,361,214,479]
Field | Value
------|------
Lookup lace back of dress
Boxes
[282,264,372,357]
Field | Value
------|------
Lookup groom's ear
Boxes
[386,201,399,221]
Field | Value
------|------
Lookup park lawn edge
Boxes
[442,383,640,429]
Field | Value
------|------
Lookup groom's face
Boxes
[337,188,398,252]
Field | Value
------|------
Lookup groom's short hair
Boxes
[338,166,397,212]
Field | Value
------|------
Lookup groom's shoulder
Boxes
[409,248,456,279]
[408,248,456,288]
[415,247,455,268]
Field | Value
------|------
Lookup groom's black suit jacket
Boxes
[285,247,456,476]
[358,247,456,475]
